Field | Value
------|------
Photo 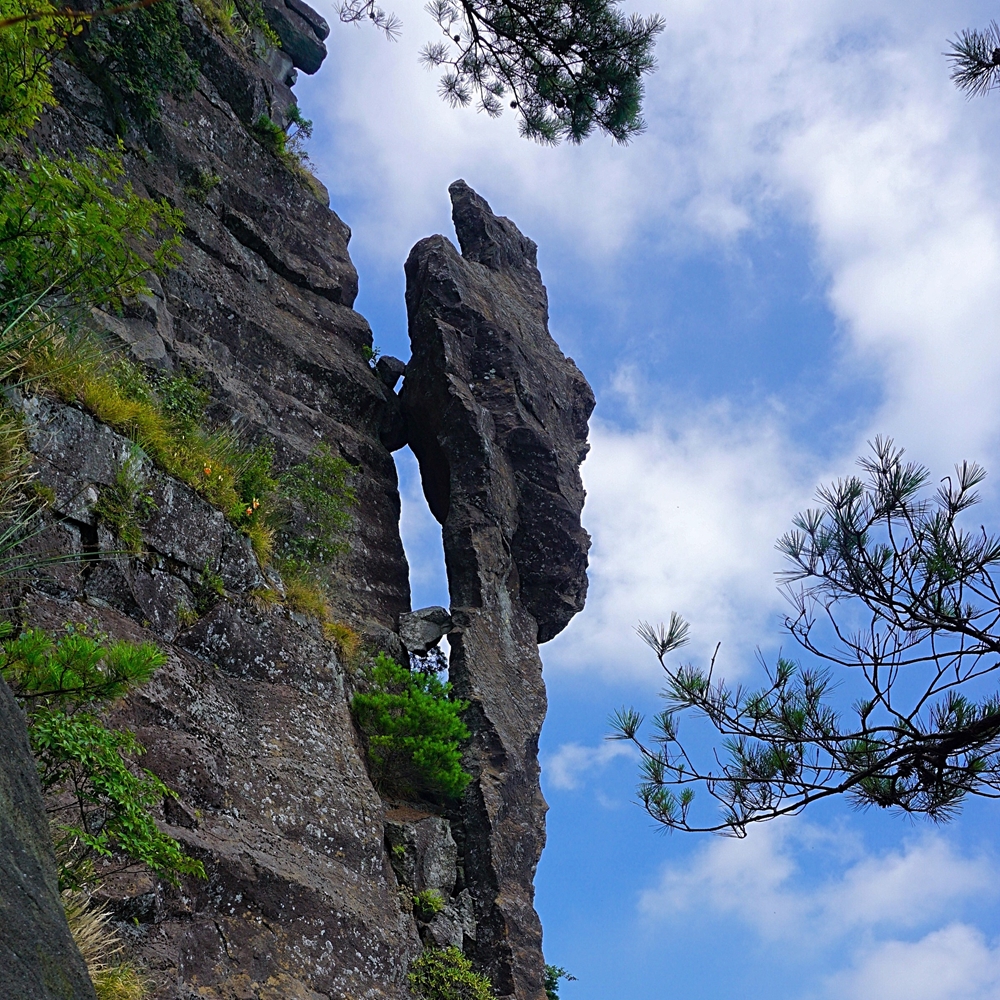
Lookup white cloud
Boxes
[542,740,636,791]
[827,925,1000,1000]
[639,820,994,944]
[544,392,819,681]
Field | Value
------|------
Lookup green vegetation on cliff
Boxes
[408,947,496,1000]
[1,624,205,889]
[352,652,471,801]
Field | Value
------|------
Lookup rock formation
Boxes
[402,182,595,999]
[0,677,96,1000]
[0,7,594,1000]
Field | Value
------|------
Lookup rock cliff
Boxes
[3,5,594,998]
[0,676,96,1000]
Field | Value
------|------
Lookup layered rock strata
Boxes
[401,182,595,999]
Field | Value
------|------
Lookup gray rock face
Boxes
[401,183,594,1000]
[385,811,458,897]
[0,677,96,1000]
[36,7,411,636]
[398,605,453,654]
[260,0,327,74]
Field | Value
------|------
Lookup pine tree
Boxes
[612,439,1000,835]
[339,0,664,143]
[947,19,1000,97]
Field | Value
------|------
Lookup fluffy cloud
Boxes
[542,740,636,791]
[826,925,1000,1000]
[543,386,819,681]
[639,819,994,945]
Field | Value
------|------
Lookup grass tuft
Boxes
[63,892,149,1000]
[14,326,276,558]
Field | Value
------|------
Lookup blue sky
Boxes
[296,1,1000,995]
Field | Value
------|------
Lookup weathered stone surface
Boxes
[34,8,410,637]
[0,676,96,1000]
[402,180,594,645]
[25,584,422,1000]
[384,811,458,896]
[401,183,594,999]
[398,605,453,654]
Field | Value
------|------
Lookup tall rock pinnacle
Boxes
[401,182,595,999]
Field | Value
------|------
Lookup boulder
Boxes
[260,0,327,74]
[384,811,458,897]
[398,606,453,654]
[376,355,407,391]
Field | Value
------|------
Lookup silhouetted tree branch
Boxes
[612,439,1000,835]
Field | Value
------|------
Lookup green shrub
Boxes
[182,166,221,203]
[93,453,157,554]
[77,0,197,126]
[0,0,65,144]
[251,113,288,157]
[277,443,355,570]
[413,888,445,921]
[408,947,496,1000]
[1,624,206,890]
[0,147,182,308]
[351,653,471,800]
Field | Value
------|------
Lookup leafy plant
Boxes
[0,0,68,144]
[412,887,445,920]
[408,947,496,1000]
[544,965,576,1000]
[93,453,157,554]
[191,560,224,614]
[182,166,221,203]
[1,624,205,889]
[72,0,197,128]
[351,652,471,800]
[0,147,182,308]
[250,113,289,158]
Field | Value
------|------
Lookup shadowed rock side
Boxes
[0,677,96,1000]
[401,181,595,1000]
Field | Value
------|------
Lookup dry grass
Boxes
[282,573,361,661]
[14,328,275,564]
[63,893,149,1000]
